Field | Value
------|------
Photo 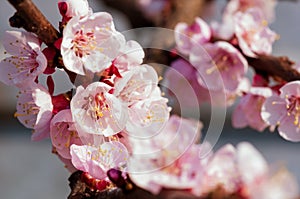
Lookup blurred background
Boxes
[0,0,300,198]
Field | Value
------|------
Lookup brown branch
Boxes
[7,0,59,46]
[247,55,300,82]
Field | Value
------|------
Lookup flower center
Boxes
[206,54,232,75]
[286,95,300,126]
[71,30,98,58]
[83,92,111,122]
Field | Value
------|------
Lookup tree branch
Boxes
[7,0,59,46]
[247,55,300,82]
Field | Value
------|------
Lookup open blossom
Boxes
[61,12,125,75]
[50,109,82,159]
[262,81,300,142]
[198,144,240,195]
[234,8,277,58]
[125,87,170,137]
[237,143,298,199]
[164,59,210,109]
[114,64,158,104]
[70,141,129,180]
[129,115,204,194]
[0,31,47,88]
[58,0,90,18]
[15,83,53,141]
[224,0,277,23]
[130,144,209,195]
[175,17,211,55]
[194,142,298,198]
[113,40,145,72]
[71,82,128,137]
[190,41,248,92]
[232,86,273,132]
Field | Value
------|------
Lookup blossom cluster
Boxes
[0,0,299,198]
[1,0,170,183]
[131,139,298,198]
[166,0,300,142]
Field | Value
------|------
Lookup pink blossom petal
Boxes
[261,95,286,126]
[279,81,300,98]
[114,64,158,104]
[125,94,170,138]
[203,144,239,193]
[50,109,82,159]
[2,31,40,55]
[278,116,300,142]
[70,144,106,179]
[232,102,248,129]
[237,142,268,186]
[175,17,211,55]
[114,40,145,71]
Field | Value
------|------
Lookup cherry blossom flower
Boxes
[61,12,126,75]
[210,20,235,41]
[261,81,300,142]
[234,8,277,58]
[114,64,158,105]
[58,0,90,19]
[164,58,249,108]
[250,169,299,199]
[190,41,248,92]
[224,0,277,23]
[50,109,82,159]
[113,40,145,72]
[129,115,202,169]
[0,31,47,88]
[232,86,273,132]
[70,141,129,180]
[130,144,209,195]
[70,82,128,137]
[15,83,53,141]
[164,59,210,109]
[194,142,298,197]
[129,115,204,194]
[196,144,240,195]
[237,142,298,199]
[175,17,211,55]
[125,88,170,137]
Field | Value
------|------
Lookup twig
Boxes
[247,55,300,82]
[7,0,59,46]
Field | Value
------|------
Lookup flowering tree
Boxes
[1,0,300,198]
